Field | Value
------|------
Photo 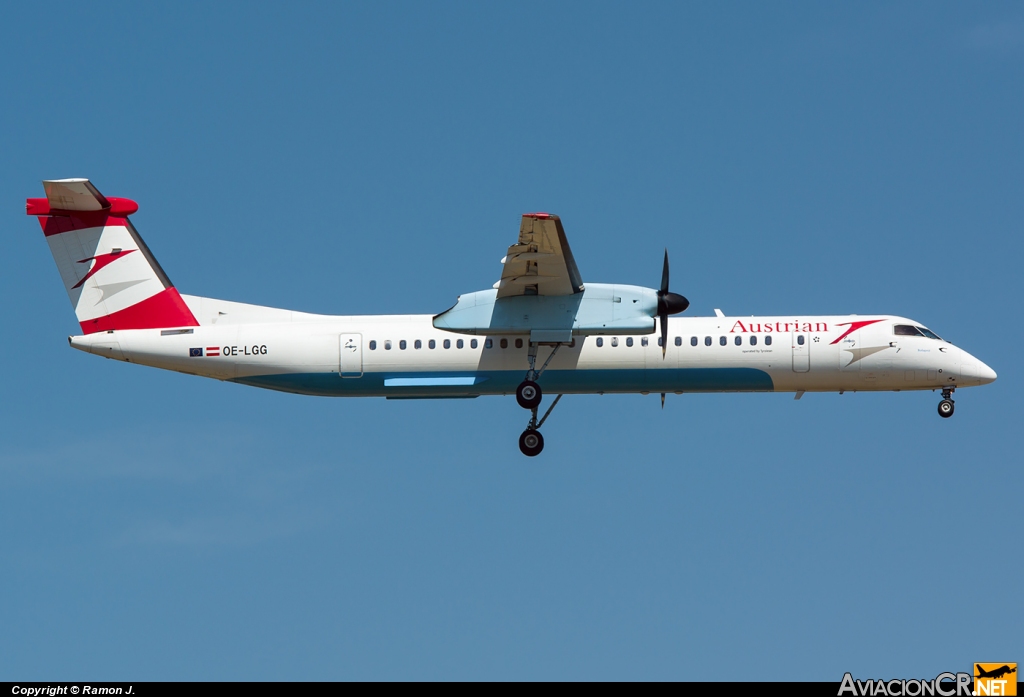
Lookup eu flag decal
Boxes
[189,347,203,357]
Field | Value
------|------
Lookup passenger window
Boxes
[369,340,377,350]
[750,336,757,346]
[443,339,451,349]
[457,339,464,349]
[719,336,726,346]
[414,339,421,349]
[894,325,924,337]
[734,336,742,346]
[676,336,683,347]
[385,340,392,350]
[399,340,407,350]
[626,337,634,347]
[515,338,523,349]
[500,338,508,349]
[611,337,619,347]
[471,339,478,349]
[596,337,604,347]
[429,339,436,349]
[690,336,697,346]
[765,335,772,346]
[641,337,648,347]
[705,336,712,346]
[485,338,493,349]
[797,335,805,345]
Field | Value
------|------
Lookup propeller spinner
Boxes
[657,249,689,357]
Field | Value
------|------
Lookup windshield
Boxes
[894,324,943,340]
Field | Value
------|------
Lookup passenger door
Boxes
[339,333,363,377]
[791,331,809,372]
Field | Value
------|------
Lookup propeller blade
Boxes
[660,310,668,358]
[656,248,688,358]
[661,392,666,409]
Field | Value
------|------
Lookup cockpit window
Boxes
[917,327,943,341]
[894,325,924,337]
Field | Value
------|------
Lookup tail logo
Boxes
[72,249,136,289]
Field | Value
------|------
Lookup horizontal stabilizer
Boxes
[44,179,108,211]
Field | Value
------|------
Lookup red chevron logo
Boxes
[73,249,136,289]
[830,319,884,345]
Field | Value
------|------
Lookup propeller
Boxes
[657,249,689,357]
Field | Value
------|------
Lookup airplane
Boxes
[976,665,1016,680]
[28,178,997,456]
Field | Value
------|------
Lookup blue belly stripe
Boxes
[232,368,774,397]
[384,376,485,387]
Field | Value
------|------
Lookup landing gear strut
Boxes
[519,393,563,457]
[515,342,564,411]
[938,388,955,418]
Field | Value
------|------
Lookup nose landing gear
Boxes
[938,388,955,418]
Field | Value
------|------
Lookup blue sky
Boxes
[1,2,1021,680]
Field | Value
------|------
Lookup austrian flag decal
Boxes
[206,346,220,357]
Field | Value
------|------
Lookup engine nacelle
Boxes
[432,283,658,341]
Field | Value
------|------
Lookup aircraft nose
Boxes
[960,350,997,386]
[978,360,997,385]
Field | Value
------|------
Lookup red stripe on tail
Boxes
[79,287,199,334]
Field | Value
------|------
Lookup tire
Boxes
[519,429,544,457]
[516,380,542,410]
[938,399,955,418]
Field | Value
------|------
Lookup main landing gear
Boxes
[938,388,955,418]
[520,394,563,457]
[516,341,567,456]
[516,380,541,410]
[515,342,563,411]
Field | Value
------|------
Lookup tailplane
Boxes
[28,179,198,334]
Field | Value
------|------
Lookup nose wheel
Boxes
[938,388,955,418]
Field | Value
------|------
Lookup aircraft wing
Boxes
[494,213,585,298]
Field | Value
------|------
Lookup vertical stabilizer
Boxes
[28,179,198,334]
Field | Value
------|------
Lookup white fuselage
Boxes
[68,295,996,399]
